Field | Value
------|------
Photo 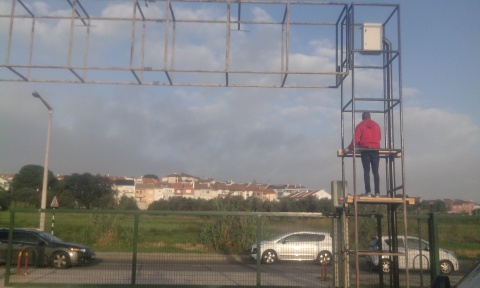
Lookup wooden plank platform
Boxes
[353,250,405,257]
[337,148,402,158]
[340,195,415,205]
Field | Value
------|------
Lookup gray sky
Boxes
[1,0,479,203]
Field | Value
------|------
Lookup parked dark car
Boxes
[0,228,95,269]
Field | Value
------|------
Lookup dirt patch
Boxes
[456,249,480,259]
[174,243,207,251]
[138,242,166,248]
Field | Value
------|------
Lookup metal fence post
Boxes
[376,214,384,288]
[428,212,440,282]
[4,209,16,285]
[333,213,340,287]
[417,215,424,287]
[256,214,262,286]
[131,212,139,285]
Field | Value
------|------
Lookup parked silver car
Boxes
[251,231,333,265]
[0,228,96,269]
[366,235,459,274]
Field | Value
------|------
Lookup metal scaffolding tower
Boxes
[1,1,412,287]
[337,3,414,288]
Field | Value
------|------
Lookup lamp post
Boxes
[32,91,53,231]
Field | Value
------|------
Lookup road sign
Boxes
[50,196,59,208]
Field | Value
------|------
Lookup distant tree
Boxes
[62,173,116,209]
[143,174,159,180]
[317,198,334,214]
[50,180,78,209]
[147,194,333,214]
[260,200,276,212]
[0,188,11,210]
[298,196,318,212]
[12,164,57,192]
[419,201,432,214]
[220,196,249,211]
[278,197,294,212]
[246,196,265,212]
[430,200,448,213]
[148,199,171,210]
[117,195,139,210]
[11,165,57,207]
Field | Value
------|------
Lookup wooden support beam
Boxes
[337,148,402,158]
[340,195,415,205]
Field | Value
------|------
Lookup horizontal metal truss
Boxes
[1,0,354,88]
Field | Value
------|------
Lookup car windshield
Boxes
[37,231,63,243]
[407,238,429,250]
[268,232,326,243]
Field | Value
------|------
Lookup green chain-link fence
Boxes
[2,209,479,287]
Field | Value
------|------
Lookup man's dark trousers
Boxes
[361,150,380,194]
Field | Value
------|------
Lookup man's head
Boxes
[362,112,371,120]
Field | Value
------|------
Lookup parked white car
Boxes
[366,235,459,275]
[250,231,333,265]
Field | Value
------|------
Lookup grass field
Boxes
[1,210,478,258]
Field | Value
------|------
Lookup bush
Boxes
[199,215,257,254]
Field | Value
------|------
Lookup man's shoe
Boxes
[374,194,380,198]
[363,192,372,197]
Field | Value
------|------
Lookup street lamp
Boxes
[32,91,53,231]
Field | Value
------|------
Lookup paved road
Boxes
[0,254,473,287]
[1,253,332,287]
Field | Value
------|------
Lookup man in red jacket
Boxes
[346,112,381,197]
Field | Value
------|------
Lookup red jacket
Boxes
[348,119,381,150]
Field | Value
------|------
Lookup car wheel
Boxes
[261,249,278,264]
[380,259,391,273]
[440,260,454,275]
[51,251,71,269]
[317,251,332,265]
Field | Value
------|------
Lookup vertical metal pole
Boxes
[140,15,146,81]
[169,1,177,81]
[5,0,16,65]
[399,5,410,286]
[285,3,290,73]
[131,212,139,285]
[68,0,76,67]
[418,215,424,287]
[348,5,361,287]
[225,1,231,85]
[343,206,350,288]
[390,203,399,288]
[4,210,16,285]
[376,214,384,288]
[163,0,170,70]
[51,209,55,235]
[281,8,285,84]
[256,214,262,286]
[27,11,35,79]
[83,18,91,80]
[130,0,138,68]
[333,214,339,287]
[39,109,52,231]
[428,213,440,282]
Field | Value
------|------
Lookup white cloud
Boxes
[404,107,480,201]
